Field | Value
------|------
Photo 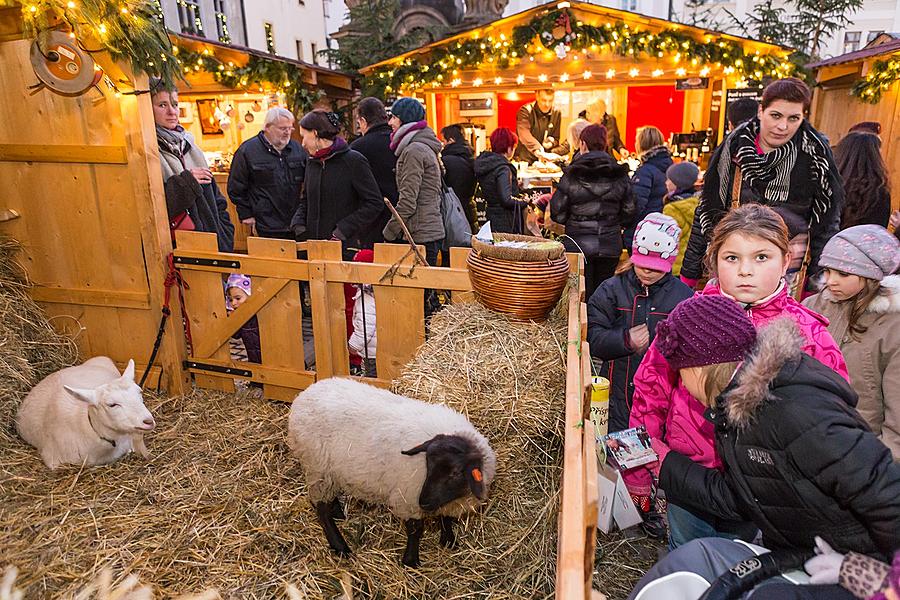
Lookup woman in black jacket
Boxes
[440,124,478,230]
[551,124,636,297]
[650,295,900,565]
[291,110,385,254]
[474,127,522,234]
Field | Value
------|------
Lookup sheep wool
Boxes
[287,377,497,520]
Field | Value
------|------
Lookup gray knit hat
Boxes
[818,225,900,281]
[665,162,700,193]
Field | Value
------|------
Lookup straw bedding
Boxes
[0,246,656,598]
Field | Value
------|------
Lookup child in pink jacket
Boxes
[626,204,849,549]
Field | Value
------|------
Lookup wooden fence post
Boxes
[448,246,475,304]
[307,240,349,379]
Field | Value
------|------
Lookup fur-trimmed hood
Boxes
[723,318,856,428]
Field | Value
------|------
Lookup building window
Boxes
[177,0,203,36]
[264,22,275,54]
[621,0,637,11]
[843,31,861,53]
[867,30,884,44]
[296,40,304,61]
[213,0,230,43]
[311,41,318,65]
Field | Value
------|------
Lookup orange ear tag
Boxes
[471,468,483,482]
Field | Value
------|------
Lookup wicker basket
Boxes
[467,234,570,321]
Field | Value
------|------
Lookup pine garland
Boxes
[364,8,796,96]
[850,53,900,104]
[3,0,181,88]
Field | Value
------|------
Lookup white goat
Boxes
[16,357,155,469]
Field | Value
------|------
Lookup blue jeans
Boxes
[668,503,758,551]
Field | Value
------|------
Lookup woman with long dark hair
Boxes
[834,132,891,229]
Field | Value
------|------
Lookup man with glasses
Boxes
[228,107,307,239]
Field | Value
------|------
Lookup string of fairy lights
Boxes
[365,7,795,95]
[851,53,900,104]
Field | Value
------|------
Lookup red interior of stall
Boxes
[625,85,686,150]
[497,92,535,133]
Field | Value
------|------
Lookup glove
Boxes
[680,275,699,289]
[804,536,844,585]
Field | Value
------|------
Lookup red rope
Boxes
[164,253,192,348]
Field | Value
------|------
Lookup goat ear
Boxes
[122,359,136,382]
[64,385,98,406]
[466,466,486,500]
[401,437,435,456]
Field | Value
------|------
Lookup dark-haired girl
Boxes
[681,77,845,293]
[834,132,892,229]
[290,110,384,252]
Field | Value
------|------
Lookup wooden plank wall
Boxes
[810,81,900,211]
[0,34,187,392]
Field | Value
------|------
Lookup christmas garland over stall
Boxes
[851,53,900,104]
[2,0,325,113]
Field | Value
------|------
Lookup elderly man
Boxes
[228,107,308,239]
[514,89,569,163]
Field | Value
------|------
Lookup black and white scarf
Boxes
[703,117,834,234]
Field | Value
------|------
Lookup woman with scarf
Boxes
[152,81,234,251]
[290,110,384,258]
[681,78,844,293]
[382,97,445,266]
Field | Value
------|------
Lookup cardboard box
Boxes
[597,463,643,533]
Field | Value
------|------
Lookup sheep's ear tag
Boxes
[471,468,483,483]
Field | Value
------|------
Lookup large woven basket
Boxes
[467,233,570,321]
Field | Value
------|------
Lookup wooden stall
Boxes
[361,0,792,162]
[0,8,187,393]
[170,35,356,251]
[172,230,599,598]
[809,35,900,209]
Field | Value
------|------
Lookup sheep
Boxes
[287,377,497,567]
[15,357,156,470]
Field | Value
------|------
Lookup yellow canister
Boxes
[589,376,610,462]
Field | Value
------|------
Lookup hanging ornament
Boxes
[29,30,103,97]
[237,121,246,130]
[539,10,573,60]
[554,43,569,59]
[244,111,255,123]
[226,105,236,118]
[251,100,262,112]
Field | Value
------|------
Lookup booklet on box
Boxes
[602,426,657,471]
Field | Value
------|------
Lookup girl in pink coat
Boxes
[626,204,849,549]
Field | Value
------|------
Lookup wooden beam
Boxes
[185,357,316,389]
[174,249,311,280]
[0,144,128,164]
[30,286,151,309]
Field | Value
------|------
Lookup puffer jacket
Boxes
[624,279,850,495]
[625,146,673,247]
[383,127,445,243]
[660,318,900,560]
[474,151,522,234]
[550,151,636,258]
[662,191,699,277]
[587,269,693,432]
[803,275,900,460]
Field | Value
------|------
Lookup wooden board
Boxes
[373,243,426,382]
[449,246,476,304]
[307,240,349,379]
[0,143,128,164]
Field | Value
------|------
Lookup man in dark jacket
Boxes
[513,89,569,163]
[350,97,395,245]
[658,316,900,561]
[227,107,307,239]
[439,124,477,230]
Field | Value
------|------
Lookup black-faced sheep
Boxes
[287,377,496,567]
[16,357,155,469]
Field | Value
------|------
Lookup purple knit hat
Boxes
[655,295,756,369]
[225,274,252,310]
[632,212,681,273]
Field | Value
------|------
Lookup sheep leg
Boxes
[314,501,352,557]
[439,516,457,549]
[330,497,346,521]
[401,518,425,568]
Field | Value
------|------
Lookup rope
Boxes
[139,253,190,388]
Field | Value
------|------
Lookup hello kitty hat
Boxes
[631,212,682,273]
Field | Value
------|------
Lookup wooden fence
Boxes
[172,230,598,598]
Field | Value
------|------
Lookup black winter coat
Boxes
[551,151,636,258]
[625,147,672,248]
[227,132,307,236]
[660,319,900,561]
[163,170,234,252]
[587,269,693,432]
[441,141,477,228]
[290,142,386,249]
[474,151,522,234]
[349,122,396,244]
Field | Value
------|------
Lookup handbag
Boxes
[169,210,195,243]
[440,177,473,251]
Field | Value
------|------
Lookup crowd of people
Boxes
[149,75,899,597]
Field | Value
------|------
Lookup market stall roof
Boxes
[360,0,793,94]
[807,34,900,70]
[171,32,355,95]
